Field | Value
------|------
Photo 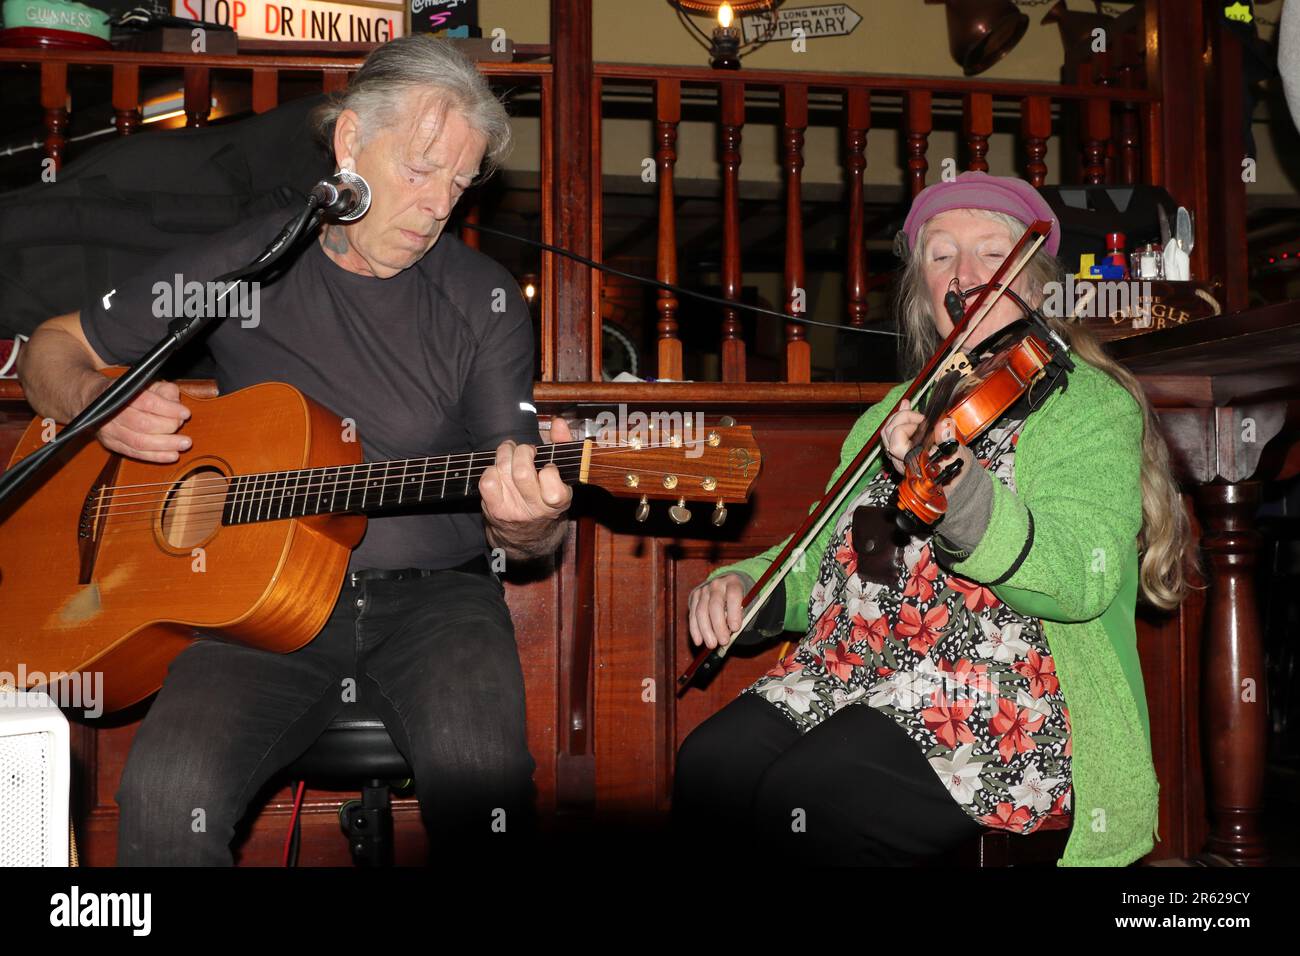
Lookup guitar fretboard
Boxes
[220,441,586,526]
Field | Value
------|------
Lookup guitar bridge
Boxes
[79,485,102,540]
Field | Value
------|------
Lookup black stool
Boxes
[280,699,414,866]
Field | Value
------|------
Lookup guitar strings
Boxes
[96,450,591,506]
[90,458,717,518]
[91,436,714,500]
[86,446,729,519]
[95,440,587,496]
[87,461,740,531]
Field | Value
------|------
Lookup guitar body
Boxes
[0,382,365,712]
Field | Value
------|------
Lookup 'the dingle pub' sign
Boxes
[172,0,405,43]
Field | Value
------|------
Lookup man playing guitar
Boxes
[15,35,569,864]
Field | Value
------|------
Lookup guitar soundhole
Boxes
[160,467,227,550]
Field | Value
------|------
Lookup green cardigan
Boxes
[709,358,1160,866]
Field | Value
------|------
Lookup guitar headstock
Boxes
[577,421,761,526]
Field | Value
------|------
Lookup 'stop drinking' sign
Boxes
[172,0,405,43]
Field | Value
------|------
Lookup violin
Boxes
[677,218,1056,694]
[894,316,1074,529]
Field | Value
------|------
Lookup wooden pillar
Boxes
[252,68,279,114]
[844,87,870,332]
[962,92,992,173]
[551,0,595,381]
[112,65,141,137]
[40,61,68,173]
[1118,59,1142,185]
[1205,1,1249,313]
[183,67,210,127]
[551,0,596,822]
[719,81,746,383]
[461,203,481,251]
[1021,96,1051,188]
[655,78,683,382]
[783,83,810,382]
[1147,0,1210,282]
[1195,482,1269,864]
[906,90,932,198]
[1082,95,1111,185]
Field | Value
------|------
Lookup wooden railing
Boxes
[591,63,1162,384]
[0,48,562,377]
[0,34,1185,387]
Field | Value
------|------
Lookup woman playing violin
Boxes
[674,172,1195,867]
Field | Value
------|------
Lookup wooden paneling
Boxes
[0,378,1221,863]
[595,410,861,819]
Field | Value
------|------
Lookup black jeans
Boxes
[115,568,535,865]
[673,692,984,865]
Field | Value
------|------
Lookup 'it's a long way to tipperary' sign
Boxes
[740,3,861,44]
[173,0,405,42]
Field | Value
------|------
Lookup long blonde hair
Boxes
[897,209,1198,611]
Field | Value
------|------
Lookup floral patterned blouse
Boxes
[745,416,1074,835]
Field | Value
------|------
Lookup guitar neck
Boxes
[220,440,589,526]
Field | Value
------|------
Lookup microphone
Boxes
[310,170,371,222]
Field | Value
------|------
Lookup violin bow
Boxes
[677,218,1054,693]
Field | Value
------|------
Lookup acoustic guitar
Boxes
[0,380,761,712]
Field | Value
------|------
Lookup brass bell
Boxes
[712,500,727,527]
[635,495,650,522]
[669,498,691,525]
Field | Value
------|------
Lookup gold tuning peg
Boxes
[635,495,650,522]
[712,500,727,527]
[669,498,691,525]
[717,415,737,427]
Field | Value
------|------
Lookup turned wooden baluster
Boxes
[844,86,870,333]
[40,61,68,173]
[1143,99,1163,186]
[780,83,810,383]
[184,67,210,127]
[655,78,683,382]
[1021,95,1051,188]
[1197,481,1270,865]
[252,68,279,114]
[461,203,481,251]
[963,92,992,173]
[1082,54,1119,184]
[719,80,745,383]
[1118,103,1140,184]
[1082,95,1112,185]
[112,65,141,137]
[1117,62,1142,185]
[906,90,932,198]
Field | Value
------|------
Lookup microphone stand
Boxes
[0,199,328,509]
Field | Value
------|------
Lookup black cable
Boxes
[672,0,716,52]
[460,220,901,338]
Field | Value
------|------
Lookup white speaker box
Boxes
[0,689,70,866]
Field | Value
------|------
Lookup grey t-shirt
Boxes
[81,208,541,573]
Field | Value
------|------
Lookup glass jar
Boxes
[1130,243,1164,280]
